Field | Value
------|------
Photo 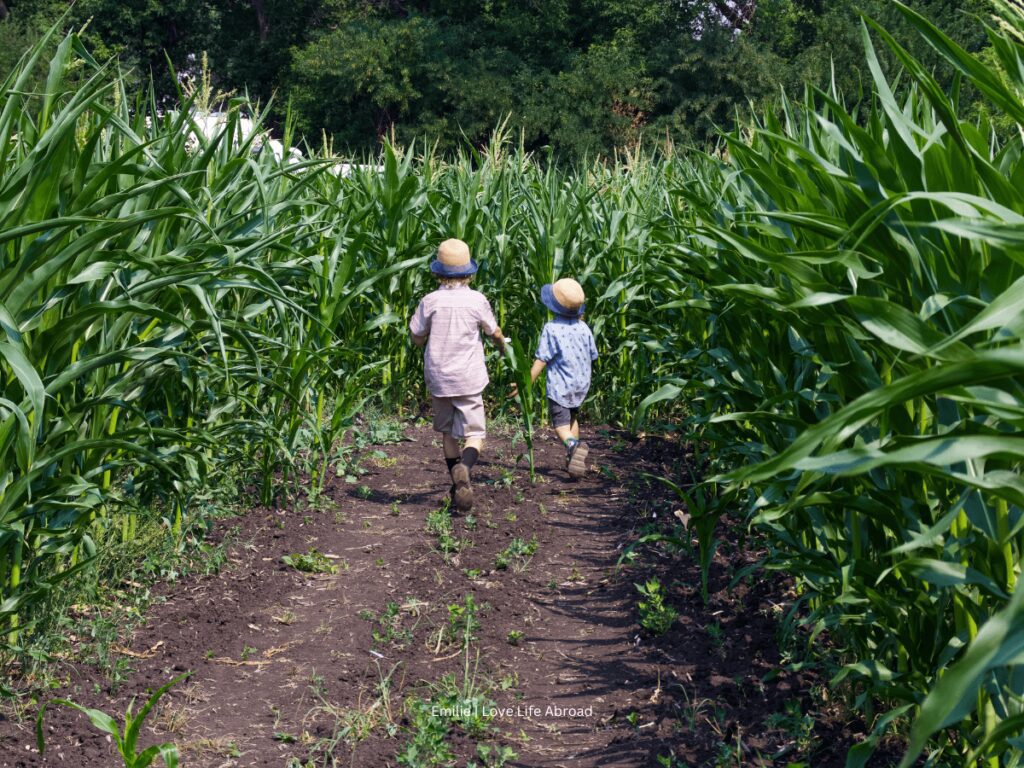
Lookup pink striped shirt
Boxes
[409,285,499,397]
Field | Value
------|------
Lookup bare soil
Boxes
[0,424,879,767]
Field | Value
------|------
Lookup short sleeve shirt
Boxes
[409,285,499,397]
[535,318,598,408]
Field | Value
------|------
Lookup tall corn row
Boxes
[640,3,1024,763]
[0,33,368,643]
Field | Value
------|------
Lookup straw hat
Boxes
[541,278,586,318]
[430,238,478,276]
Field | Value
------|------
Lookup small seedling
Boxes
[506,630,524,646]
[370,450,398,468]
[474,743,518,768]
[656,752,689,768]
[309,671,327,696]
[494,536,538,572]
[707,621,724,649]
[635,579,677,636]
[497,672,519,690]
[372,601,414,649]
[37,673,190,768]
[426,502,465,559]
[397,697,454,767]
[281,549,338,574]
[445,595,481,646]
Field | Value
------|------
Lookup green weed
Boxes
[494,537,538,573]
[281,549,339,575]
[635,579,677,636]
[370,601,415,649]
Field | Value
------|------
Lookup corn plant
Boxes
[36,672,189,767]
[503,339,536,480]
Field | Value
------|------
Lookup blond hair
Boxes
[436,275,473,287]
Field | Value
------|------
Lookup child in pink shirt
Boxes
[410,239,505,512]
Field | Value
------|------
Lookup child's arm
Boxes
[488,326,507,355]
[509,359,545,400]
[529,359,546,382]
[409,299,429,347]
[478,296,506,354]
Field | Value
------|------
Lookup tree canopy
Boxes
[0,0,994,157]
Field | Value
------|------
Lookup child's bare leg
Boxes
[554,425,574,443]
[570,419,580,440]
[460,436,483,474]
[442,433,461,460]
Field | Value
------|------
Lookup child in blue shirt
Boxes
[522,278,598,478]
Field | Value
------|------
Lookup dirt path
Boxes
[1,425,861,767]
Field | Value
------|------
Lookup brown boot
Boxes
[451,463,473,512]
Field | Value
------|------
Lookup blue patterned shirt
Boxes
[536,318,598,408]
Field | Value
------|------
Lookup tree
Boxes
[0,0,65,82]
[0,0,999,159]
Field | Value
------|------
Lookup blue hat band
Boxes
[541,284,584,317]
[430,258,478,277]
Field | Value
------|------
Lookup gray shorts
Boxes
[548,399,579,429]
[432,393,486,439]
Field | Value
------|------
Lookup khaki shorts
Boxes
[432,393,486,439]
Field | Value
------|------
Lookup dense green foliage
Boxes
[3,1,1024,765]
[0,0,996,157]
